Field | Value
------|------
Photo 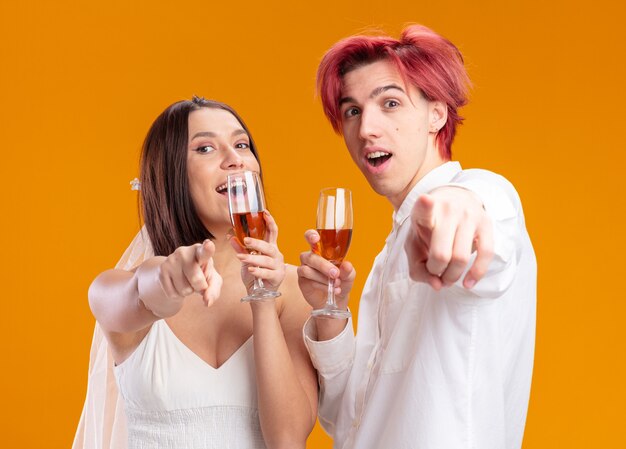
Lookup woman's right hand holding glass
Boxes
[229,210,286,297]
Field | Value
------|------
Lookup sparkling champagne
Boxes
[232,211,266,251]
[316,229,353,266]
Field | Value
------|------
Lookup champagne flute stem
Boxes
[249,249,264,291]
[326,276,336,307]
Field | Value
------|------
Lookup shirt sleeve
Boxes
[303,316,356,435]
[444,168,527,300]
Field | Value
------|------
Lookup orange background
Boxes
[1,1,625,447]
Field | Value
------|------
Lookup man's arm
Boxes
[302,316,356,436]
[297,230,357,434]
[406,169,525,298]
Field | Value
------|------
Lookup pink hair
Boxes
[317,25,471,159]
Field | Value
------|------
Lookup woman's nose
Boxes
[222,147,244,169]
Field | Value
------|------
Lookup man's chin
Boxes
[367,178,393,197]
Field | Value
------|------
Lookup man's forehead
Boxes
[340,60,407,91]
[340,81,418,106]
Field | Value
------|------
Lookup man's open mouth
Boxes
[366,151,392,167]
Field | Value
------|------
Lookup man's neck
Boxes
[388,154,448,211]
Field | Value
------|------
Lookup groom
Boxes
[298,24,536,449]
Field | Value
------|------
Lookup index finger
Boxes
[412,193,437,229]
[263,210,278,245]
[337,260,356,282]
[463,219,494,288]
[195,239,216,266]
[300,249,339,279]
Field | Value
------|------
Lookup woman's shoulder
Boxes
[278,264,311,316]
[281,264,303,296]
[283,263,299,283]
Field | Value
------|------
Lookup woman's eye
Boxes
[384,99,400,108]
[235,142,250,150]
[344,107,360,118]
[196,145,215,154]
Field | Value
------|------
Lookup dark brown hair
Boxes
[140,96,260,256]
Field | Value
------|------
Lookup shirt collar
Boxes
[392,161,463,227]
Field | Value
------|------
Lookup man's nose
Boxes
[358,108,382,140]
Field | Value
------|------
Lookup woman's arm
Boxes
[89,240,222,362]
[251,267,318,449]
[232,212,318,448]
[89,257,163,334]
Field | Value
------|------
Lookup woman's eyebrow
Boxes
[190,129,247,141]
[190,131,216,141]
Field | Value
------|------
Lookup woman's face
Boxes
[186,107,261,233]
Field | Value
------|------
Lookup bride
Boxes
[73,97,318,449]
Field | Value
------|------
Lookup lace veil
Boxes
[72,227,154,449]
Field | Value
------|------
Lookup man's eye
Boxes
[344,107,360,118]
[196,145,215,154]
[235,142,250,150]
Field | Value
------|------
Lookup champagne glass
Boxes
[227,171,281,302]
[311,188,353,319]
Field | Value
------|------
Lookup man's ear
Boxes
[429,101,448,133]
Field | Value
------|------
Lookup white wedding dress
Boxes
[73,228,266,449]
[116,320,265,449]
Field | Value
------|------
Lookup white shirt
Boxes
[304,162,536,449]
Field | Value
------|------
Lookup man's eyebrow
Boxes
[370,84,406,98]
[339,96,356,106]
[190,129,247,141]
[339,84,406,106]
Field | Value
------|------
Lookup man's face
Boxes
[339,59,445,209]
